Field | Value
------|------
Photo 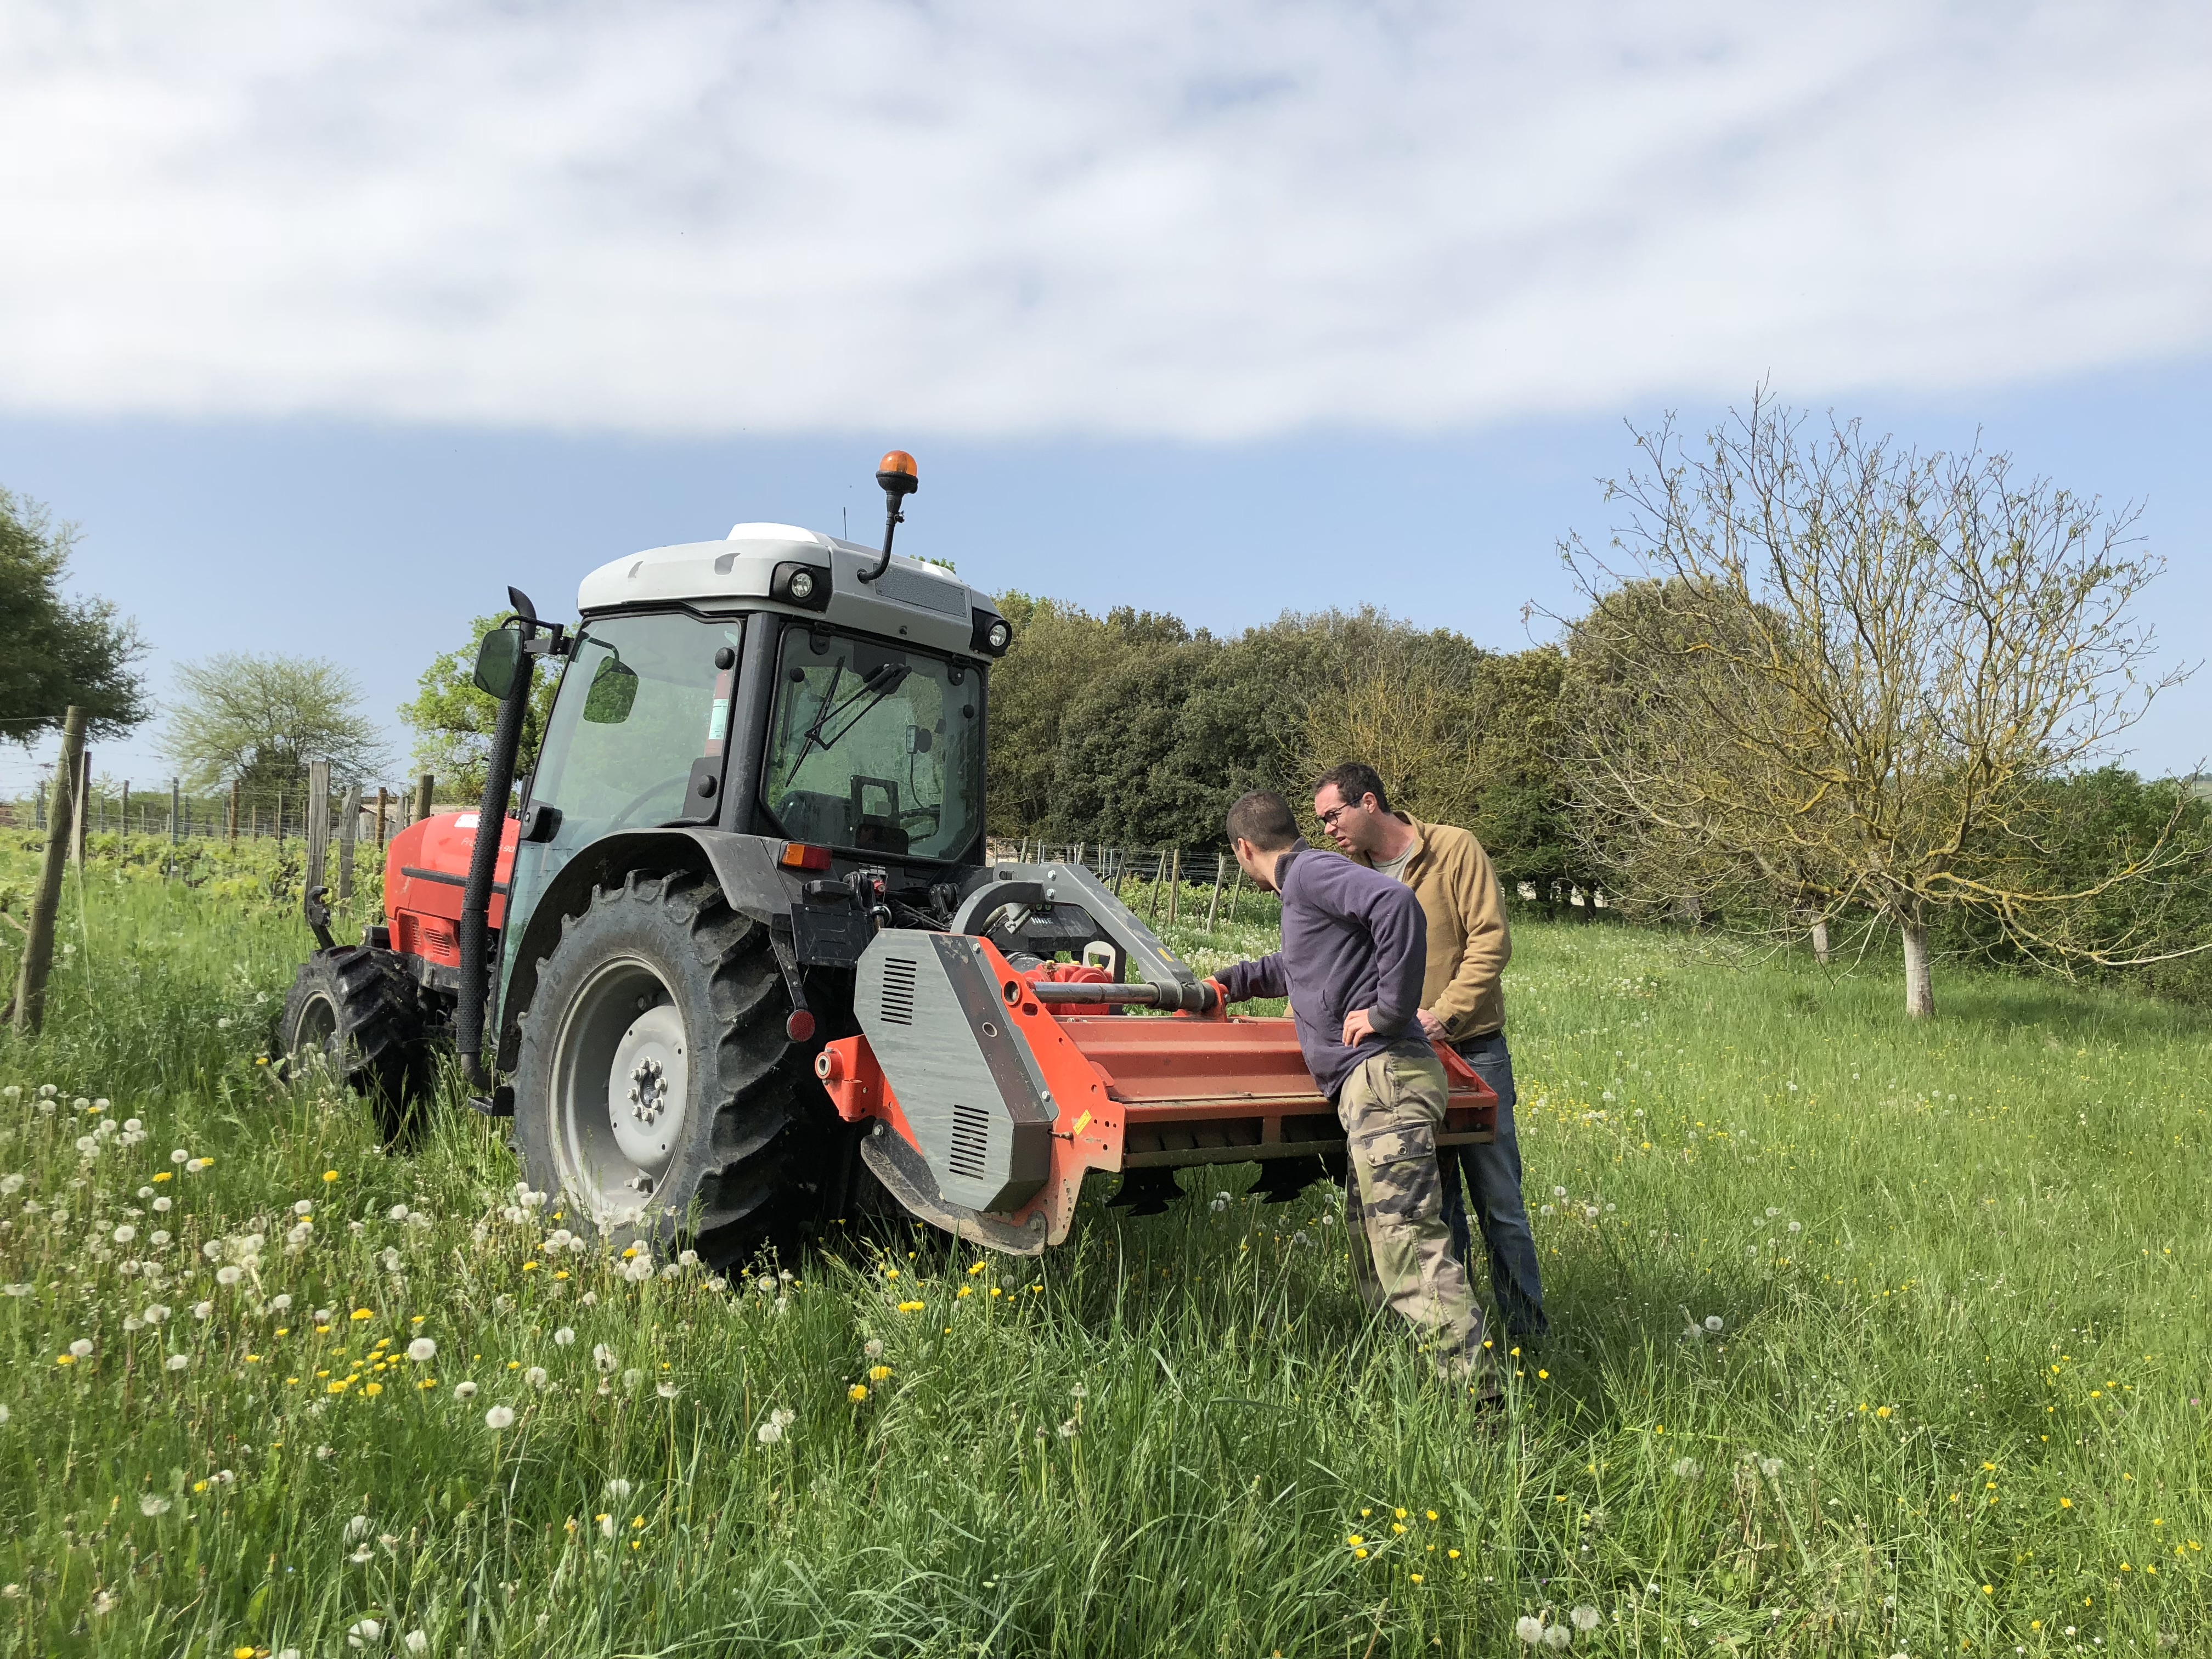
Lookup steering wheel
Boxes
[605,772,692,831]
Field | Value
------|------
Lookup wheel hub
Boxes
[607,1004,687,1171]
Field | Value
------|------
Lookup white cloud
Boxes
[1,1,2205,438]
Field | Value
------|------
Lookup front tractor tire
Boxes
[512,870,820,1266]
[278,946,431,1141]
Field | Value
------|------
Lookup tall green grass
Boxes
[0,845,2206,1656]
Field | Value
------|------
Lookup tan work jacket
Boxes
[1356,814,1510,1042]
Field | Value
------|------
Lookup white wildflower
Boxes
[69,1338,94,1357]
[139,1494,171,1516]
[452,1381,478,1401]
[1703,1315,1724,1334]
[754,1276,775,1295]
[603,1477,633,1500]
[152,1197,171,1213]
[1542,1627,1571,1650]
[216,1266,244,1286]
[1570,1607,1600,1632]
[349,1543,374,1564]
[524,1365,549,1389]
[1515,1616,1544,1644]
[657,1380,679,1400]
[166,1353,190,1371]
[345,1515,373,1542]
[346,1618,383,1647]
[0,1176,21,1197]
[593,1344,618,1374]
[388,1204,409,1222]
[484,1405,515,1430]
[1759,1458,1784,1479]
[621,1368,642,1392]
[293,1200,314,1216]
[862,1338,884,1360]
[1672,1457,1701,1477]
[406,1338,436,1363]
[403,1631,428,1655]
[171,1149,189,1164]
[552,1326,576,1346]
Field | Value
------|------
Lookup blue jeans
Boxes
[1439,1032,1548,1340]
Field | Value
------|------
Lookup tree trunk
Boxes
[1810,918,1831,965]
[1901,920,1933,1018]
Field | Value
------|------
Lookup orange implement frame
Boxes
[816,944,1497,1248]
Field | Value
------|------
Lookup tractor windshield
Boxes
[760,624,983,861]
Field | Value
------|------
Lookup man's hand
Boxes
[1415,1007,1446,1041]
[1342,1007,1378,1045]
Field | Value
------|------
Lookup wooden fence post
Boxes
[13,707,84,1035]
[276,791,286,847]
[337,782,360,903]
[415,772,435,826]
[374,787,390,848]
[305,761,332,902]
[70,746,89,864]
[228,782,239,844]
[1166,847,1181,923]
[1205,854,1224,931]
[119,780,130,845]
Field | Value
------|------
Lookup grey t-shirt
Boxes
[1372,844,1415,886]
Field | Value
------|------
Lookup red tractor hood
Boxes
[384,812,518,966]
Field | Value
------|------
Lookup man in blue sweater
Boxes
[1214,791,1496,1390]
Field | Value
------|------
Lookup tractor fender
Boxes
[495,828,800,1070]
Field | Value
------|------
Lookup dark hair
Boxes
[1225,790,1299,851]
[1313,761,1391,817]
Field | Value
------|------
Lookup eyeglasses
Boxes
[1317,801,1356,830]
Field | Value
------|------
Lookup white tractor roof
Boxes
[574,522,995,658]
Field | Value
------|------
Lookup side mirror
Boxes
[907,726,934,755]
[473,625,524,700]
[582,657,639,724]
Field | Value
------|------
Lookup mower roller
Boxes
[280,454,1494,1263]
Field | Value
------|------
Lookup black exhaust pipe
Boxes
[457,589,541,1091]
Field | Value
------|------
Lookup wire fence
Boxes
[984,835,1609,921]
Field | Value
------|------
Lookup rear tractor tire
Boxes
[511,870,822,1267]
[278,946,432,1142]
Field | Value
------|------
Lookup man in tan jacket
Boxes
[1312,762,1547,1341]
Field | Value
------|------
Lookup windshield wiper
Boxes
[786,662,909,774]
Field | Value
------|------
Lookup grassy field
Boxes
[1,838,2208,1657]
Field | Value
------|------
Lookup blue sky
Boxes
[2,2,2207,795]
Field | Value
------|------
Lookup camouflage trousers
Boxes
[1340,1039,1496,1387]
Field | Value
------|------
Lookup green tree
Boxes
[0,487,150,745]
[398,614,560,798]
[985,595,1190,838]
[160,654,388,796]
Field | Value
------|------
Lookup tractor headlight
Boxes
[771,561,831,610]
[971,608,1013,657]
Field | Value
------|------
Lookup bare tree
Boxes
[1564,393,2195,1017]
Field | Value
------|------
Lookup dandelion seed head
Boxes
[484,1405,515,1430]
[452,1381,478,1401]
[139,1494,171,1516]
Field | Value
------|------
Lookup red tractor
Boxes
[280,455,1494,1263]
